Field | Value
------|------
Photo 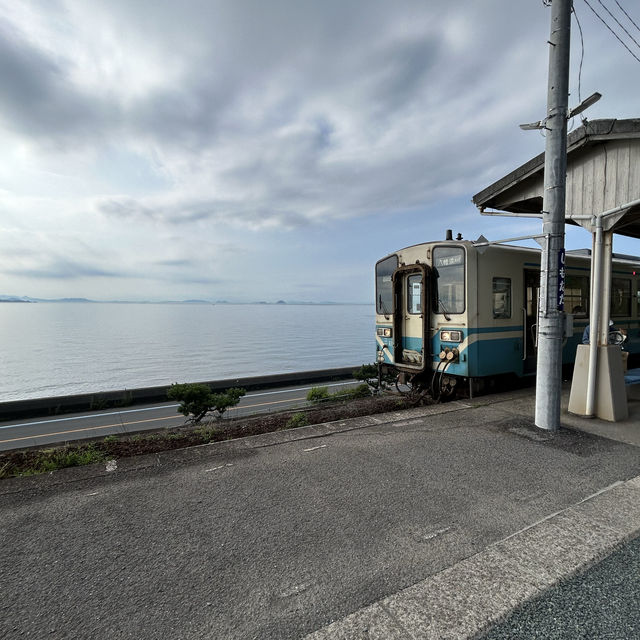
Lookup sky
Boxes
[1,0,639,303]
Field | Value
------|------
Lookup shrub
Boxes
[341,383,371,400]
[285,412,309,429]
[167,383,246,423]
[196,424,222,442]
[307,386,330,404]
[353,363,396,394]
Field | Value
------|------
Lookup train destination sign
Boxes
[435,254,463,268]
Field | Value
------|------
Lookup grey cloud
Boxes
[98,197,156,220]
[0,19,116,146]
[96,193,312,230]
[0,0,589,237]
[154,259,193,268]
[5,258,122,280]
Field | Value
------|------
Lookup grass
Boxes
[16,444,109,477]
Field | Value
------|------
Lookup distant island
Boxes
[0,294,371,305]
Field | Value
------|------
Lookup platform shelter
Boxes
[472,118,640,421]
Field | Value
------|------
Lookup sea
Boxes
[0,303,375,402]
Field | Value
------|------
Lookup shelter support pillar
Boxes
[569,345,628,421]
[569,226,627,421]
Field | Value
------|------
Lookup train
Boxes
[375,233,640,399]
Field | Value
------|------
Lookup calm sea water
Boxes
[0,303,375,401]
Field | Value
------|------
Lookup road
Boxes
[0,380,360,451]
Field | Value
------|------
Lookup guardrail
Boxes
[0,367,358,422]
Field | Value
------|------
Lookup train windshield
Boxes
[433,247,465,314]
[376,255,397,314]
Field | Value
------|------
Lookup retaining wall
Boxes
[0,367,357,422]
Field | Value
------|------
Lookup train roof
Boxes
[380,239,640,266]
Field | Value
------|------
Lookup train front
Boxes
[375,241,469,398]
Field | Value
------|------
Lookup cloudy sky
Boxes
[1,0,639,302]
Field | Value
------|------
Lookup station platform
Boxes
[2,380,639,640]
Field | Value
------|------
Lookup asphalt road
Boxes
[0,380,360,451]
[481,534,640,639]
[2,396,639,639]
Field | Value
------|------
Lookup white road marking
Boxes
[303,444,327,452]
[423,527,451,541]
[205,463,234,472]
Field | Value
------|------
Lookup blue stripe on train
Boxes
[378,324,640,378]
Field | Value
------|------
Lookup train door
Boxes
[392,264,431,372]
[523,269,539,374]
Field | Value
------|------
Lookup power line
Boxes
[582,0,640,63]
[614,0,640,34]
[572,4,586,104]
[596,0,640,49]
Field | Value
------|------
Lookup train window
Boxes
[565,275,589,316]
[407,275,422,314]
[433,247,465,314]
[611,278,632,317]
[376,255,398,315]
[492,278,511,319]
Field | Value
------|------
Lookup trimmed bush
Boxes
[167,383,246,423]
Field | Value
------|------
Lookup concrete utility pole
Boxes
[535,0,572,431]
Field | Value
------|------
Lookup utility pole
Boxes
[535,0,572,431]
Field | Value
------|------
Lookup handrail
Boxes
[522,307,528,361]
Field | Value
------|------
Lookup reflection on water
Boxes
[0,303,374,400]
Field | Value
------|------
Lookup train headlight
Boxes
[440,330,463,343]
[377,327,393,338]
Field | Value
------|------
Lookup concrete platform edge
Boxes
[304,475,640,640]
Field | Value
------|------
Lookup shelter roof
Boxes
[472,119,640,239]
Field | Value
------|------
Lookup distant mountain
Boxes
[0,295,38,303]
[0,295,371,305]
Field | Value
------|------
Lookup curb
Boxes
[304,475,640,640]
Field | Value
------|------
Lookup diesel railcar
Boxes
[375,236,640,398]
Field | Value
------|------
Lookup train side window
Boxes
[492,277,511,319]
[611,278,632,317]
[433,247,465,314]
[407,275,422,314]
[565,275,589,316]
[376,255,398,314]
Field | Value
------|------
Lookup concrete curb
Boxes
[304,475,640,640]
